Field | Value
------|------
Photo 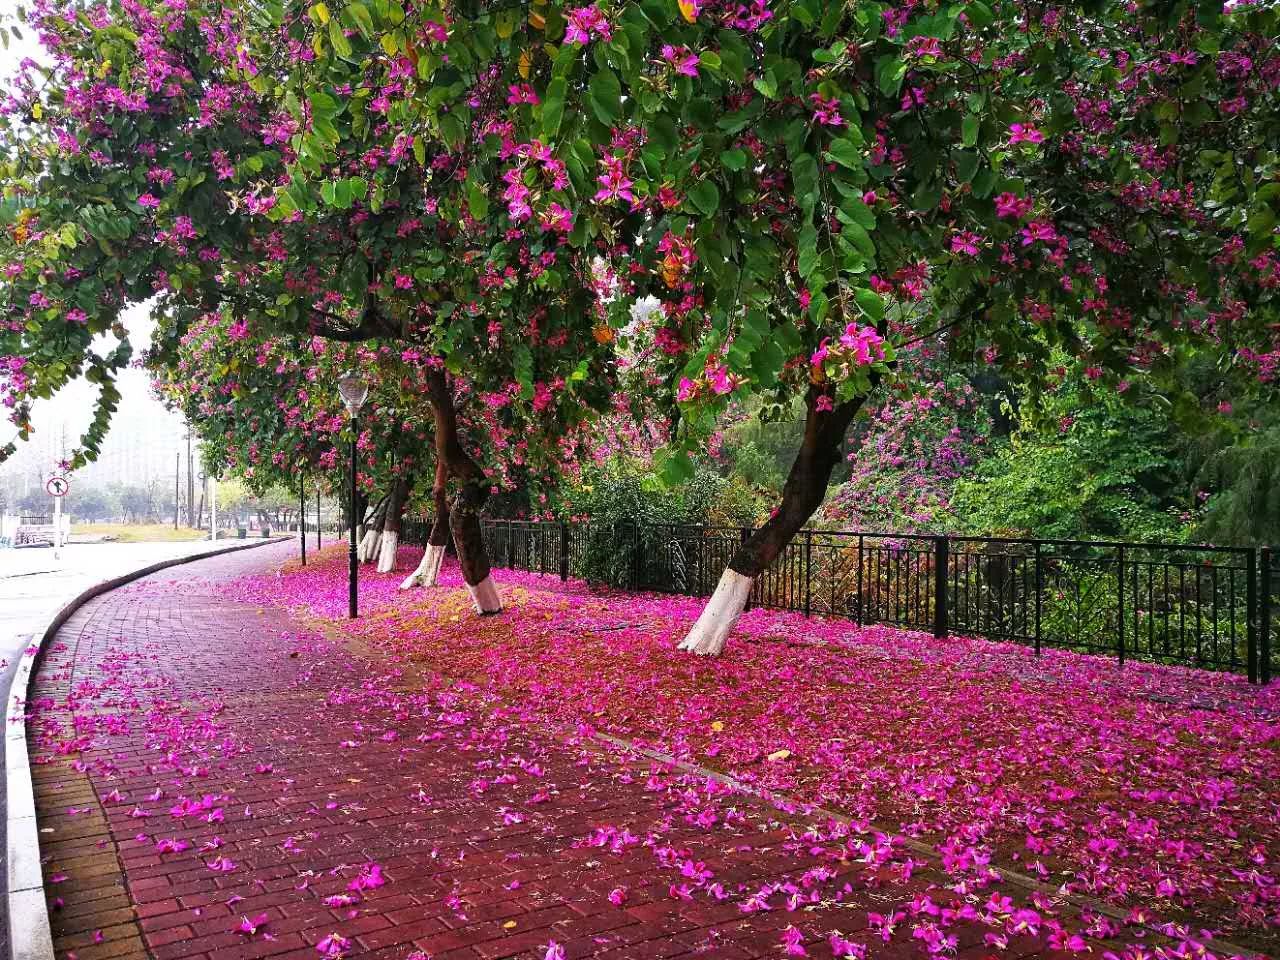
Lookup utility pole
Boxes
[186,430,194,528]
[174,452,180,529]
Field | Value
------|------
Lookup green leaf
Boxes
[854,287,884,322]
[797,223,819,279]
[439,112,465,149]
[340,255,368,302]
[328,19,352,57]
[720,148,747,171]
[961,113,979,148]
[469,181,489,219]
[687,180,720,216]
[751,340,785,384]
[792,154,819,215]
[657,448,695,485]
[875,56,906,97]
[308,91,340,118]
[513,343,534,398]
[344,1,375,38]
[913,181,943,211]
[965,1,993,28]
[587,69,622,126]
[825,137,862,171]
[543,77,567,138]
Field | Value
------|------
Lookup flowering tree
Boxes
[3,0,1279,651]
[0,0,618,612]
[153,314,440,571]
[575,0,1280,651]
[821,369,989,533]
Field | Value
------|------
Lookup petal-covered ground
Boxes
[24,542,1278,960]
[218,545,1280,956]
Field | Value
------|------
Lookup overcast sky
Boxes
[1,19,188,483]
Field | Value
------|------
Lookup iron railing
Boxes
[402,518,1276,683]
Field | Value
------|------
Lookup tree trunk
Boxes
[376,474,413,573]
[426,370,501,614]
[679,386,875,655]
[359,494,388,563]
[401,456,451,590]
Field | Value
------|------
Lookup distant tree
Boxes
[70,486,115,522]
[116,485,150,524]
[1194,424,1280,547]
[216,480,250,526]
[17,488,46,516]
[951,377,1185,542]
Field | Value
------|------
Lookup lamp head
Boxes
[337,374,369,416]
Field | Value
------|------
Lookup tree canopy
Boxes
[0,0,1277,644]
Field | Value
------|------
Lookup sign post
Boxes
[46,475,69,558]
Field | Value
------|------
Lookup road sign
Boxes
[46,476,70,497]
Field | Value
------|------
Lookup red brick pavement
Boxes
[23,544,1152,960]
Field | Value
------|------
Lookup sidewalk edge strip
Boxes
[4,536,288,960]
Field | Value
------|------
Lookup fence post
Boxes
[804,530,812,618]
[1262,548,1272,685]
[1116,545,1126,667]
[559,521,569,581]
[741,527,752,611]
[1033,542,1043,657]
[855,535,864,625]
[933,536,949,639]
[1246,549,1258,683]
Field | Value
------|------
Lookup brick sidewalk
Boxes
[22,545,1185,960]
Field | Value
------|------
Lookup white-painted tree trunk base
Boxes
[359,528,381,563]
[467,576,503,615]
[375,531,399,573]
[677,570,754,656]
[400,544,445,590]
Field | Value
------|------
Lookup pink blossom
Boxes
[315,933,351,956]
[949,231,982,257]
[238,913,269,936]
[661,45,700,77]
[809,93,845,127]
[564,6,610,44]
[994,192,1033,219]
[1008,123,1045,145]
[593,156,634,204]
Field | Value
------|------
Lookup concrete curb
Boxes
[4,536,289,960]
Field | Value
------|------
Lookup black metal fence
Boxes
[403,518,1276,683]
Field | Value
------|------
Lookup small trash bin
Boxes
[262,528,271,538]
[237,527,247,539]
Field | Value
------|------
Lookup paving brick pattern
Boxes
[25,545,1148,960]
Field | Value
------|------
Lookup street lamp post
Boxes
[338,374,369,619]
[299,473,306,567]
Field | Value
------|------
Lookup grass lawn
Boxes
[72,522,216,542]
